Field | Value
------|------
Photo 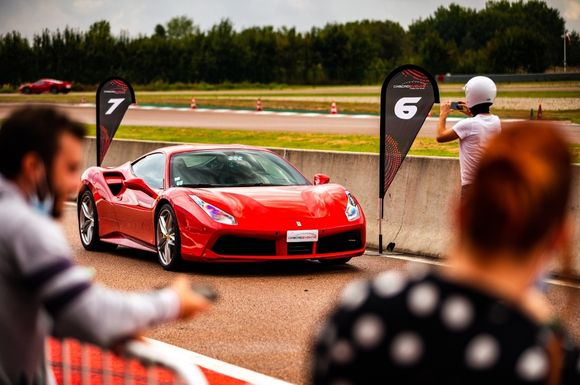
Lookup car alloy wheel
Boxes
[78,190,117,251]
[156,205,181,269]
[79,193,96,246]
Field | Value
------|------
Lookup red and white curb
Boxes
[145,338,294,385]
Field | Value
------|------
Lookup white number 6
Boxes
[394,97,422,120]
[105,98,125,115]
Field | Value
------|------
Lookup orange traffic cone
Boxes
[256,98,263,112]
[537,104,542,120]
[330,101,338,114]
[190,97,197,109]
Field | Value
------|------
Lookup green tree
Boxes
[166,16,198,40]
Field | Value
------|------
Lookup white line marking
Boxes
[368,251,580,289]
[234,110,253,114]
[145,338,295,385]
[350,114,376,119]
[278,112,298,116]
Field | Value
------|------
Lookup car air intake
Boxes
[317,230,362,254]
[287,242,313,255]
[211,235,276,256]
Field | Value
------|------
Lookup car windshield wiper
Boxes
[178,183,218,188]
[226,183,287,187]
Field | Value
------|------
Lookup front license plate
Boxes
[287,230,319,243]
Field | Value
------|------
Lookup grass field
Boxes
[84,124,580,163]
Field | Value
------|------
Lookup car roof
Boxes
[145,144,274,157]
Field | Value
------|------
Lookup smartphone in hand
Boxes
[450,102,462,111]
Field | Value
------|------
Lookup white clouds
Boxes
[73,0,105,12]
[563,0,580,22]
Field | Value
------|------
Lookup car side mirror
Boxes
[123,178,158,198]
[313,173,330,185]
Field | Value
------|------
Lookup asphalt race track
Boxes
[1,103,580,143]
[59,205,580,385]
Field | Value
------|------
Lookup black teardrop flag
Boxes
[378,64,439,253]
[379,65,439,198]
[96,77,136,166]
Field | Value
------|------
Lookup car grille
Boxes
[211,235,276,256]
[287,242,314,255]
[317,230,362,254]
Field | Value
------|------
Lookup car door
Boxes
[116,153,165,246]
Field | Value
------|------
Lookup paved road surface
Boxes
[1,103,580,143]
[58,205,580,385]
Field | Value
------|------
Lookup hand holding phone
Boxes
[450,101,471,116]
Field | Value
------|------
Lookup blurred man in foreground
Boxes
[0,106,211,385]
[312,122,579,385]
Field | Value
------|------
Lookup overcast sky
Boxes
[0,0,578,39]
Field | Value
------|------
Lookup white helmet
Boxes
[463,76,497,108]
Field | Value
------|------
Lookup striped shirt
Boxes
[0,175,180,385]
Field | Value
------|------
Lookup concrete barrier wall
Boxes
[83,138,580,276]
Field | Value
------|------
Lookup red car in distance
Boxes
[19,79,72,94]
[78,144,366,270]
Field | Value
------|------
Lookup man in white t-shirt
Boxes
[436,76,501,199]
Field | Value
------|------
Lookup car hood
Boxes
[183,184,349,221]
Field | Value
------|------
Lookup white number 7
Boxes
[105,98,125,115]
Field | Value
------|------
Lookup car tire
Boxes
[155,204,183,270]
[78,190,117,251]
[22,87,31,94]
[318,257,352,265]
[50,85,58,94]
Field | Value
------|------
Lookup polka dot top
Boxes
[312,268,580,385]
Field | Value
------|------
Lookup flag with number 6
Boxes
[379,65,439,198]
[96,77,136,166]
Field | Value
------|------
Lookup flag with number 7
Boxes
[96,77,136,166]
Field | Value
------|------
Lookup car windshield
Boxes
[170,150,310,188]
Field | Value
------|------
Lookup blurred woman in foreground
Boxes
[311,122,579,385]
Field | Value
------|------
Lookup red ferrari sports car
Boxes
[78,144,366,269]
[19,78,72,94]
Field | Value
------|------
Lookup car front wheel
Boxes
[50,85,58,94]
[155,204,182,270]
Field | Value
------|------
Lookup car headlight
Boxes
[190,195,237,225]
[345,191,360,221]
